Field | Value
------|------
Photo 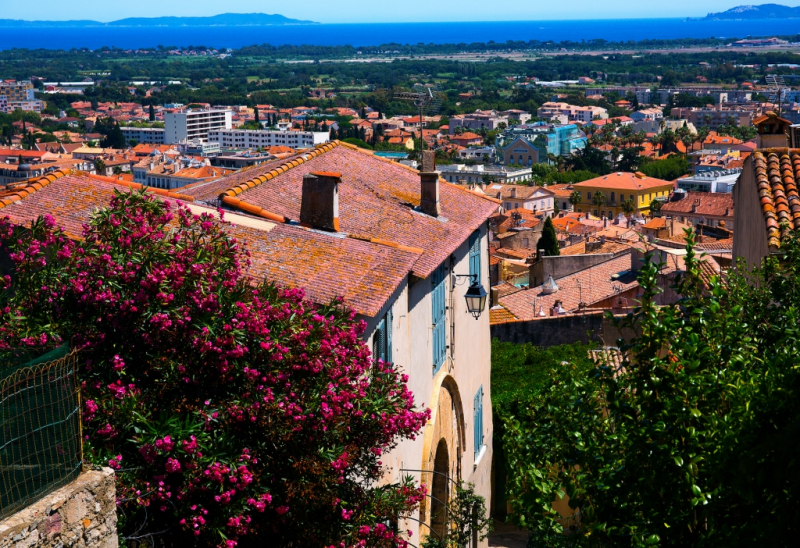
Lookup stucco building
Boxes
[572,172,674,218]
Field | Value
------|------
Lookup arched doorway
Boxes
[430,439,450,539]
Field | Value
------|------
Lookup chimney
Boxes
[419,151,440,217]
[510,187,517,198]
[301,171,340,231]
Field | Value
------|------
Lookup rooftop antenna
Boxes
[765,74,787,115]
[395,86,444,153]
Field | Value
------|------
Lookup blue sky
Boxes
[0,1,771,23]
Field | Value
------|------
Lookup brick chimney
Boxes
[419,151,440,217]
[301,171,340,231]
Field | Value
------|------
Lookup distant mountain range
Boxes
[0,13,317,28]
[699,3,800,20]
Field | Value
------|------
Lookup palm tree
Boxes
[621,198,636,216]
[94,158,106,174]
[592,191,607,209]
[650,198,663,217]
[569,190,582,209]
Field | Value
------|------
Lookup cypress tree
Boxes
[539,216,560,256]
[149,104,155,122]
[254,107,260,124]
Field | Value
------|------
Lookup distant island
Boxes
[0,13,317,28]
[698,3,800,20]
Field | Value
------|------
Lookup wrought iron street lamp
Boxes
[453,274,488,320]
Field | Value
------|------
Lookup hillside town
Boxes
[3,15,800,548]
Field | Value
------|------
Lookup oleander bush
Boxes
[0,190,430,548]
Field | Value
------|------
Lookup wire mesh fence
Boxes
[0,345,82,520]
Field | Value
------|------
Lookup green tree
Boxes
[621,198,636,216]
[569,190,582,209]
[501,232,800,546]
[591,191,607,209]
[93,158,106,174]
[149,104,155,122]
[649,197,663,216]
[538,217,560,256]
[254,107,260,125]
[100,122,125,149]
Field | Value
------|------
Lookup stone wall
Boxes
[0,468,117,548]
[490,312,639,348]
[529,252,627,288]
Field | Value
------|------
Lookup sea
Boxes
[1,18,800,51]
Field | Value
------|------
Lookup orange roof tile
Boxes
[0,174,419,317]
[207,141,499,279]
[573,172,673,191]
[751,149,800,250]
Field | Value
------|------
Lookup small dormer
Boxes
[754,111,792,148]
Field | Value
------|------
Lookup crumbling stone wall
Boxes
[0,468,117,548]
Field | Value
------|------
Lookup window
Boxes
[469,229,481,282]
[587,191,592,200]
[474,386,484,459]
[432,264,447,374]
[610,192,615,202]
[372,309,392,364]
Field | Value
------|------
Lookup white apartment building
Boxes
[0,96,7,114]
[537,102,608,123]
[164,108,232,143]
[121,127,166,145]
[208,128,329,150]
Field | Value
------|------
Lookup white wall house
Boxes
[121,127,166,145]
[180,144,498,547]
[164,109,232,143]
[208,128,329,150]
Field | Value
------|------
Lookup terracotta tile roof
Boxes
[752,149,800,250]
[660,192,734,218]
[213,141,499,279]
[642,218,667,230]
[546,183,575,197]
[181,155,300,202]
[489,305,518,325]
[560,240,586,255]
[696,238,733,251]
[573,172,672,191]
[0,173,419,317]
[499,254,639,320]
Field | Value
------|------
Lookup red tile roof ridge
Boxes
[222,141,339,198]
[0,169,70,209]
[221,195,289,223]
[83,173,196,202]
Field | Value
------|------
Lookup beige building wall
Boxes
[364,224,493,547]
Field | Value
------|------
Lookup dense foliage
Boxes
[638,155,689,181]
[0,191,430,548]
[501,232,800,546]
[538,217,560,257]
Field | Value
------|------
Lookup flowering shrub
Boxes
[0,191,430,547]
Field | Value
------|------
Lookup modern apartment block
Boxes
[0,96,7,114]
[0,80,35,102]
[207,128,329,150]
[537,102,608,123]
[121,127,166,145]
[164,108,232,143]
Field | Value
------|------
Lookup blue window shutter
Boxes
[386,308,393,364]
[469,230,481,282]
[372,318,386,363]
[432,264,446,373]
[474,386,483,459]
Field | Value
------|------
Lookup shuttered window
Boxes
[468,229,481,283]
[372,308,393,364]
[474,386,484,459]
[432,264,447,374]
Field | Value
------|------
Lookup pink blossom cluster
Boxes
[0,190,430,548]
